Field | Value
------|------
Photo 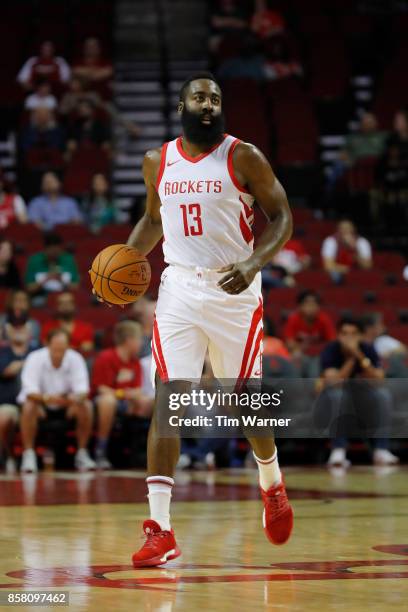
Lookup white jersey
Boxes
[156,134,255,269]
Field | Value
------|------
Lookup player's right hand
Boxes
[92,287,113,308]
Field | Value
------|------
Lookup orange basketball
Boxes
[89,244,151,305]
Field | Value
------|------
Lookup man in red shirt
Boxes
[284,290,336,356]
[91,321,153,469]
[41,292,94,355]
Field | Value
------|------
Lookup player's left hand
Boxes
[217,260,259,294]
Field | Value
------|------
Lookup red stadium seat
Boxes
[345,269,385,288]
[386,325,408,346]
[320,287,366,308]
[296,269,333,289]
[377,287,408,305]
[63,147,110,197]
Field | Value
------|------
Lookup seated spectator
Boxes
[0,175,27,227]
[72,38,113,95]
[67,100,111,157]
[263,35,302,81]
[321,220,372,283]
[18,329,95,473]
[0,404,18,472]
[263,319,290,359]
[284,290,336,356]
[0,290,41,350]
[25,232,80,300]
[361,313,406,359]
[127,296,156,358]
[17,41,71,91]
[275,238,311,273]
[386,109,408,161]
[317,317,399,468]
[41,292,94,355]
[92,321,154,469]
[0,323,33,472]
[217,33,265,81]
[81,174,117,233]
[327,113,388,192]
[28,172,82,230]
[59,76,101,119]
[24,81,58,112]
[374,144,408,228]
[0,238,21,289]
[20,108,66,154]
[209,0,250,53]
[251,0,285,40]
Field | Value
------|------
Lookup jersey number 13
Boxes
[180,203,203,236]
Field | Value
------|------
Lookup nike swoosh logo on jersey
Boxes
[167,159,181,167]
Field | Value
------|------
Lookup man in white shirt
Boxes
[18,329,95,472]
[321,220,372,283]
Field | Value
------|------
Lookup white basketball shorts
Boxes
[151,265,263,383]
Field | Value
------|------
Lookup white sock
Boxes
[253,449,281,490]
[146,475,174,531]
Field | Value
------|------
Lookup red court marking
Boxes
[2,546,408,591]
[0,475,407,507]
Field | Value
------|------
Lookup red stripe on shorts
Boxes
[244,325,263,380]
[153,316,169,382]
[238,299,263,380]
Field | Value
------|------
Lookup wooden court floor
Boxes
[0,466,407,611]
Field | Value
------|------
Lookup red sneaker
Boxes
[132,520,181,568]
[261,480,293,545]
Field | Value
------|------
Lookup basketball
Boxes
[89,244,151,305]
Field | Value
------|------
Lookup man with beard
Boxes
[122,73,293,566]
[41,292,94,355]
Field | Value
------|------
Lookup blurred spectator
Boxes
[25,232,80,300]
[81,174,117,233]
[374,144,408,227]
[0,176,27,228]
[263,319,290,359]
[0,321,32,472]
[17,41,71,91]
[318,317,399,468]
[344,112,388,165]
[251,0,285,40]
[92,321,153,469]
[209,0,249,53]
[18,329,95,473]
[72,38,113,94]
[67,100,111,157]
[41,292,94,355]
[0,238,21,289]
[20,108,65,154]
[24,81,58,112]
[59,76,101,119]
[386,110,408,161]
[127,296,156,357]
[264,36,302,81]
[217,33,265,81]
[327,113,388,192]
[361,313,406,359]
[276,238,311,273]
[284,290,336,356]
[0,404,18,472]
[28,172,82,230]
[321,220,372,284]
[0,290,41,350]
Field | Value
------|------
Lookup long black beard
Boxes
[181,108,225,147]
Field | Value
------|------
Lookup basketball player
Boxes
[127,73,294,566]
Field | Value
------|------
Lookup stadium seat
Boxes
[296,269,333,288]
[63,147,110,197]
